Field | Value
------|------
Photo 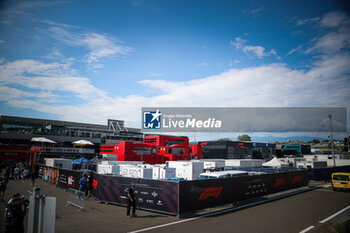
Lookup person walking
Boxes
[126,184,137,217]
[30,170,37,187]
[22,168,30,182]
[13,166,19,181]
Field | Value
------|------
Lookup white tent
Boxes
[72,139,94,145]
[262,157,288,169]
[31,137,56,144]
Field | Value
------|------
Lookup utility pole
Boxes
[329,114,336,167]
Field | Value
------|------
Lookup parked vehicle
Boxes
[331,172,350,191]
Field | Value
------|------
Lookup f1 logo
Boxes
[198,186,224,200]
[292,176,301,184]
[143,110,161,129]
[274,178,286,187]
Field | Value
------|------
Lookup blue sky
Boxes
[0,0,349,140]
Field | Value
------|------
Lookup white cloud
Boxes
[47,25,132,67]
[147,73,162,78]
[230,37,247,49]
[306,12,350,54]
[195,62,208,67]
[229,60,240,67]
[306,27,350,54]
[320,12,349,28]
[0,52,349,127]
[251,7,265,14]
[295,17,320,26]
[231,37,280,59]
[286,45,303,56]
[0,1,67,25]
[0,59,107,104]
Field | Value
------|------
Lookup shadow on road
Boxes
[133,214,168,219]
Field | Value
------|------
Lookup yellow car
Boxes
[331,173,350,191]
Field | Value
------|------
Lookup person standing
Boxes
[78,173,87,199]
[4,193,29,233]
[0,176,3,200]
[126,184,137,217]
[0,174,8,201]
[87,172,93,198]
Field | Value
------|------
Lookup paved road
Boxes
[130,185,350,233]
[0,179,349,233]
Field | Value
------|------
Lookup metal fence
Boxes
[66,188,86,212]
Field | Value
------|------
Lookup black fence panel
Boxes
[93,174,180,215]
[39,165,309,215]
[39,166,83,190]
[179,170,308,214]
[57,168,83,190]
[308,165,350,181]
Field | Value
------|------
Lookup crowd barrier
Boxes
[39,165,309,216]
[66,188,86,212]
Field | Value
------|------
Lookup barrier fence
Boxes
[178,170,308,214]
[66,188,86,212]
[93,174,179,215]
[308,165,350,181]
[39,165,311,216]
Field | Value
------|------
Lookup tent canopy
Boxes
[72,158,91,164]
[31,137,56,144]
[262,157,288,168]
[72,139,94,145]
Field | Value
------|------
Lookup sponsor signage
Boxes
[142,107,346,132]
[179,170,309,214]
[93,174,180,215]
[38,166,308,216]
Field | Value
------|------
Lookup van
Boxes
[198,170,248,180]
[331,172,350,191]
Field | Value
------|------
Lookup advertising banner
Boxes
[42,166,60,185]
[141,107,346,132]
[179,170,308,213]
[56,168,82,190]
[93,174,179,215]
[39,166,82,190]
[38,166,308,215]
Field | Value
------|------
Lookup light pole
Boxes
[329,114,336,167]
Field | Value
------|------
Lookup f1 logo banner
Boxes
[198,187,224,201]
[141,107,346,132]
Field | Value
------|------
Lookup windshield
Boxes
[333,175,349,181]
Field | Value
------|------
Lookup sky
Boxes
[0,0,349,141]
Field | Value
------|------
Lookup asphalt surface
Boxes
[0,178,349,233]
[133,185,350,233]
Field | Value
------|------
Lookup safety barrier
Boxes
[39,165,308,216]
[308,165,350,181]
[66,188,86,212]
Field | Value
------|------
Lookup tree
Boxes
[217,138,232,141]
[312,139,319,144]
[237,134,251,141]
